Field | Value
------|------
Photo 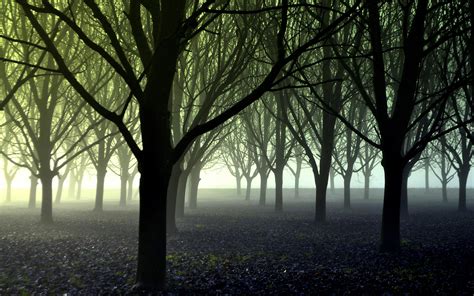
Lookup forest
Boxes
[0,0,473,294]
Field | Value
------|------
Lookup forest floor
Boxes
[0,189,473,295]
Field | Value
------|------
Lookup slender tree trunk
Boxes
[364,172,370,200]
[400,168,410,218]
[93,167,107,212]
[54,176,66,204]
[458,166,470,212]
[28,175,38,209]
[236,174,242,196]
[424,158,430,193]
[245,177,252,201]
[343,174,351,209]
[175,170,188,218]
[166,164,181,234]
[259,172,267,206]
[189,164,201,209]
[127,174,134,201]
[329,169,335,193]
[5,177,12,203]
[274,169,283,212]
[294,157,302,199]
[76,176,83,201]
[441,181,448,202]
[40,173,54,224]
[380,159,403,252]
[120,174,128,207]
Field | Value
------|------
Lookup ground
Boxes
[0,188,473,295]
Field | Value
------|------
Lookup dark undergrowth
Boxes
[0,195,473,295]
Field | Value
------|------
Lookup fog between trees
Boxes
[0,0,473,291]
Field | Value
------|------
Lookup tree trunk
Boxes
[76,176,83,201]
[40,174,54,224]
[458,166,470,212]
[259,172,267,206]
[93,167,107,212]
[380,160,403,252]
[441,181,448,202]
[294,157,302,199]
[175,170,188,218]
[343,174,351,209]
[54,176,66,204]
[329,169,335,193]
[364,172,370,200]
[400,167,409,218]
[5,177,12,203]
[424,158,430,193]
[236,174,242,196]
[127,174,134,201]
[120,174,128,207]
[274,169,283,212]
[189,164,201,209]
[28,175,38,209]
[166,164,181,234]
[135,162,171,291]
[245,177,252,201]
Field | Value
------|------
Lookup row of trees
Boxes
[1,0,472,290]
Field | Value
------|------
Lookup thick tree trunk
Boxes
[458,166,470,212]
[343,174,351,209]
[93,167,107,212]
[135,163,171,291]
[380,160,403,252]
[259,172,267,206]
[40,174,54,224]
[28,175,38,209]
[274,169,283,212]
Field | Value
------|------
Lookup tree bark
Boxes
[54,176,66,204]
[259,172,267,206]
[400,167,410,218]
[380,159,403,252]
[189,163,201,209]
[5,177,12,203]
[175,170,188,218]
[166,164,181,234]
[245,177,252,201]
[364,172,370,200]
[93,166,107,212]
[458,166,470,211]
[28,175,38,209]
[274,169,283,212]
[40,173,54,224]
[120,174,128,207]
[343,174,351,209]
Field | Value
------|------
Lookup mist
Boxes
[0,0,473,294]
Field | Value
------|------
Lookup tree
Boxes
[11,0,360,289]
